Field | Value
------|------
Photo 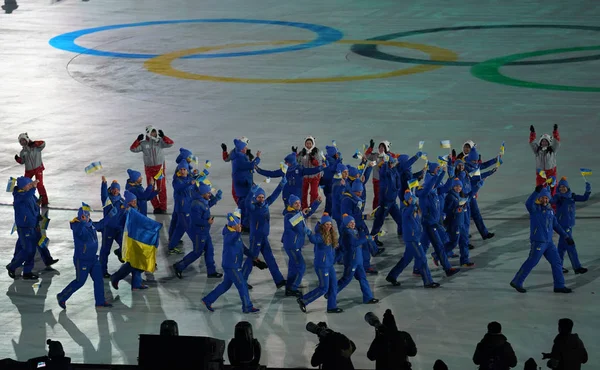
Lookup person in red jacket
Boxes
[15,133,48,206]
[295,136,322,209]
[530,124,560,196]
[130,126,174,214]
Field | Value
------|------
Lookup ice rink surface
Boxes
[0,0,599,368]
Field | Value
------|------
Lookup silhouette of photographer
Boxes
[308,322,356,370]
[366,309,417,370]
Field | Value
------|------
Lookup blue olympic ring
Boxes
[48,19,344,59]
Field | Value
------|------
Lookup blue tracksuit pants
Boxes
[58,258,105,306]
[324,185,333,214]
[168,212,192,250]
[203,268,253,312]
[175,231,216,274]
[422,223,452,271]
[557,229,582,269]
[285,248,305,291]
[370,202,402,236]
[9,228,37,273]
[470,197,489,238]
[511,241,565,289]
[302,266,338,310]
[337,263,374,303]
[387,241,434,286]
[168,211,178,239]
[242,235,284,285]
[111,262,144,289]
[100,227,123,274]
[236,195,250,228]
[445,224,471,265]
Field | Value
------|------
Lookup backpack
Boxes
[483,344,506,370]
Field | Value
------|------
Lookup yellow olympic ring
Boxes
[144,39,458,83]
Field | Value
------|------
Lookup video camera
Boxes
[306,322,334,339]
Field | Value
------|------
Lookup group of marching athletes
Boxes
[6,124,591,313]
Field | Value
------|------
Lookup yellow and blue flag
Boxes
[538,169,547,179]
[205,160,212,169]
[38,235,49,249]
[103,198,112,209]
[500,141,505,155]
[332,140,337,147]
[81,202,92,212]
[470,168,481,177]
[154,167,164,180]
[320,151,326,161]
[408,178,419,189]
[233,208,242,219]
[418,141,425,150]
[10,223,17,235]
[39,213,50,230]
[190,155,199,165]
[440,140,451,149]
[85,162,103,174]
[6,177,17,192]
[437,155,449,166]
[353,150,363,160]
[289,212,305,226]
[580,168,592,176]
[280,162,289,174]
[420,152,428,161]
[370,206,380,217]
[122,209,162,273]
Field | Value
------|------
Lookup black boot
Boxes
[510,282,526,293]
[554,287,572,294]
[574,267,588,274]
[385,276,400,286]
[562,267,569,274]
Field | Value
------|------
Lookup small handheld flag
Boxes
[320,151,326,161]
[289,212,304,226]
[280,162,289,174]
[353,150,363,160]
[437,155,449,166]
[84,162,102,174]
[6,177,16,192]
[377,230,387,237]
[190,155,199,165]
[81,202,92,212]
[370,206,380,217]
[420,152,428,161]
[38,235,49,249]
[233,208,242,219]
[201,169,210,177]
[362,144,368,153]
[470,168,481,177]
[500,141,505,156]
[538,169,547,179]
[440,140,451,149]
[459,198,468,206]
[103,198,112,209]
[496,155,502,168]
[332,140,337,147]
[408,178,419,189]
[39,214,50,230]
[204,160,212,169]
[580,168,592,176]
[10,223,17,235]
[418,141,425,150]
[154,167,164,181]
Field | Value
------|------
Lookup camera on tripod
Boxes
[306,322,334,338]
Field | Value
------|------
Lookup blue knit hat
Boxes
[254,187,266,198]
[284,153,297,166]
[16,176,32,189]
[124,190,137,204]
[451,178,463,189]
[336,163,348,173]
[78,202,91,219]
[342,214,355,226]
[176,148,192,164]
[320,213,333,224]
[288,194,301,206]
[127,169,142,182]
[558,177,569,189]
[176,161,189,171]
[348,166,359,178]
[398,154,409,164]
[226,213,241,227]
[234,139,247,151]
[198,182,211,195]
[428,162,439,173]
[466,146,479,163]
[538,188,552,200]
[351,180,364,193]
[455,159,464,166]
[326,145,337,157]
[109,180,120,191]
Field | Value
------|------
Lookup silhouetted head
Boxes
[558,318,573,334]
[487,321,502,334]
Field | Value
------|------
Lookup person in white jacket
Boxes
[130,126,174,214]
[15,133,48,206]
[530,124,560,196]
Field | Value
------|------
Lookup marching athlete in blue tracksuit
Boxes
[336,214,379,304]
[297,214,343,313]
[551,177,591,274]
[370,156,403,241]
[110,191,150,290]
[57,203,112,309]
[396,152,425,235]
[242,178,287,288]
[99,177,125,277]
[282,194,321,297]
[322,145,343,214]
[256,152,322,208]
[331,163,349,233]
[340,181,380,273]
[168,148,194,240]
[464,147,498,240]
[386,191,439,288]
[125,169,158,216]
[443,178,481,266]
[202,213,259,313]
[510,186,573,293]
[416,163,460,277]
[173,183,224,279]
[7,177,42,279]
[231,139,262,230]
[167,161,196,254]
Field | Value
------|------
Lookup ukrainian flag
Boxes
[408,178,419,189]
[154,167,164,180]
[85,162,103,174]
[39,214,50,230]
[580,168,592,176]
[280,162,289,174]
[122,209,162,273]
[440,140,451,149]
[470,168,481,177]
[204,160,212,169]
[38,235,49,249]
[6,177,17,192]
[289,212,304,226]
[500,141,505,155]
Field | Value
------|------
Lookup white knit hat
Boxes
[463,140,475,149]
[18,133,29,144]
[304,136,316,149]
[379,140,391,152]
[145,125,159,141]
